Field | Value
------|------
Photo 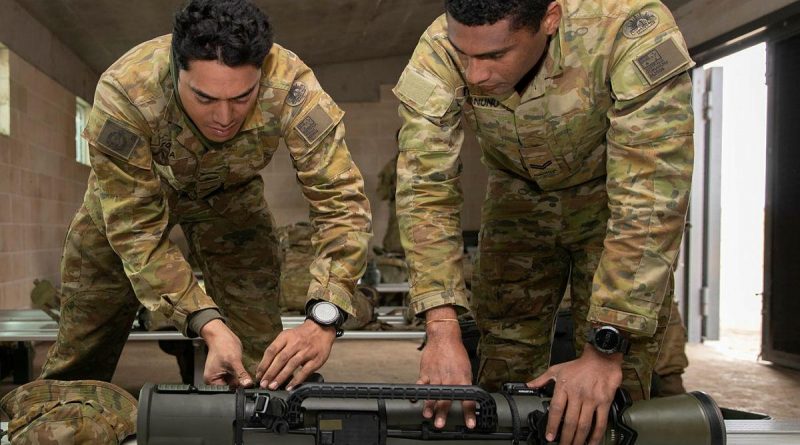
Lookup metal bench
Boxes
[3,420,800,444]
[0,309,423,385]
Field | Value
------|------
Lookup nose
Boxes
[465,58,491,85]
[213,102,234,127]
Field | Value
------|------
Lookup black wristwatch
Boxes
[305,300,345,337]
[586,325,631,355]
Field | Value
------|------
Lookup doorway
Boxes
[703,44,767,357]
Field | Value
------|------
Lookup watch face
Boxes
[312,302,340,325]
[594,327,621,353]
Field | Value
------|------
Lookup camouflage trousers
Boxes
[652,301,689,396]
[40,178,283,381]
[472,171,671,400]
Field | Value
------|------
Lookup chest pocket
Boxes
[548,106,609,180]
[470,99,518,145]
[223,132,272,187]
[541,70,609,176]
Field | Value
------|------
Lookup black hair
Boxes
[444,0,554,31]
[172,0,273,70]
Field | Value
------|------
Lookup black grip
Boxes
[285,383,498,431]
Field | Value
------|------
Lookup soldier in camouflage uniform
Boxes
[393,0,693,443]
[40,0,371,392]
[380,153,689,394]
[1,380,137,444]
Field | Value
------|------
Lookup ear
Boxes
[541,2,562,36]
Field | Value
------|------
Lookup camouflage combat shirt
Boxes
[82,35,372,335]
[393,0,695,336]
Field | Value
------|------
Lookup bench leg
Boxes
[12,342,34,384]
[192,340,207,386]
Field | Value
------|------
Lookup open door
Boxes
[763,32,800,370]
[679,67,723,343]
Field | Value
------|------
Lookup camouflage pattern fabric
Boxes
[343,285,379,330]
[278,222,317,312]
[652,300,689,396]
[560,290,688,397]
[377,155,403,254]
[277,221,377,328]
[393,0,694,399]
[393,1,693,340]
[40,35,371,381]
[30,279,61,322]
[375,255,408,285]
[471,172,671,398]
[0,380,137,445]
[30,279,60,311]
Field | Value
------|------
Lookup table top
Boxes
[0,310,423,342]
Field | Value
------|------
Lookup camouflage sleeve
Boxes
[83,74,216,336]
[281,70,372,319]
[587,2,695,337]
[376,155,398,201]
[392,27,470,318]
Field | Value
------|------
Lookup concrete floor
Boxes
[2,331,799,420]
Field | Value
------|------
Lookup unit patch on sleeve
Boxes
[286,81,308,107]
[623,11,659,39]
[296,104,335,145]
[397,69,437,107]
[633,37,691,85]
[96,119,141,160]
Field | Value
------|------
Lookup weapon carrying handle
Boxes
[285,383,498,431]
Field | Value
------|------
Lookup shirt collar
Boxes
[468,28,565,110]
[519,29,564,103]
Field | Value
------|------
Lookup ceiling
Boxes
[15,0,691,75]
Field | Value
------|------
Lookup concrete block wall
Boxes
[262,84,488,250]
[0,46,9,136]
[0,50,90,309]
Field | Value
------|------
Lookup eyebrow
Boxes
[190,81,259,101]
[447,37,514,58]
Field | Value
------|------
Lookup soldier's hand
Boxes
[528,344,624,445]
[200,319,254,388]
[418,307,476,430]
[255,320,336,391]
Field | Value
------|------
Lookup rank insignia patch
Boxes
[97,119,141,160]
[623,11,659,39]
[286,81,308,107]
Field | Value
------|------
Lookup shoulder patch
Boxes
[623,11,659,39]
[296,105,335,145]
[286,81,308,107]
[634,37,691,85]
[397,69,437,107]
[96,119,141,160]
